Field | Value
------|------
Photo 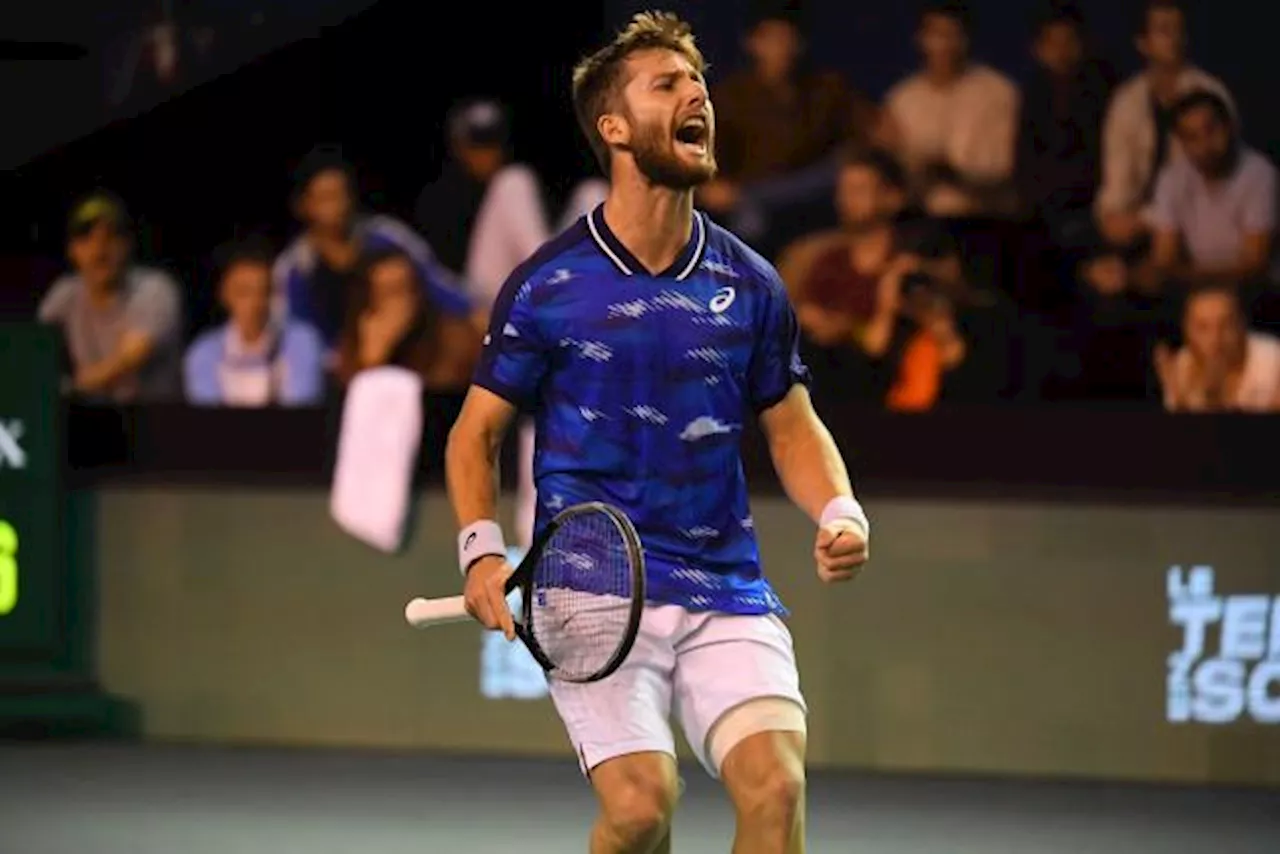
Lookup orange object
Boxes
[886,330,942,411]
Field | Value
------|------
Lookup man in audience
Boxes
[1148,90,1275,290]
[414,99,550,319]
[1094,0,1234,249]
[1016,1,1114,247]
[38,192,183,402]
[1155,283,1280,411]
[273,147,475,354]
[701,0,875,248]
[184,237,325,407]
[779,147,1014,405]
[879,1,1020,218]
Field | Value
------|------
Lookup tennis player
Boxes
[446,12,869,854]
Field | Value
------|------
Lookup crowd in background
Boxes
[33,0,1280,413]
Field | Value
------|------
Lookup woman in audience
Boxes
[336,247,480,391]
[1155,282,1280,412]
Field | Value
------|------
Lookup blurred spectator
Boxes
[779,147,1015,407]
[1059,245,1162,400]
[778,149,912,370]
[1148,90,1275,290]
[37,191,183,402]
[1015,1,1114,247]
[414,99,550,317]
[184,237,325,407]
[1154,283,1280,411]
[701,0,875,246]
[878,1,1020,218]
[1094,0,1234,249]
[335,247,479,391]
[560,178,609,233]
[273,147,474,353]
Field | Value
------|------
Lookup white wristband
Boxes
[820,496,869,539]
[458,520,506,577]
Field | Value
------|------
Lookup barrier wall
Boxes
[93,486,1280,786]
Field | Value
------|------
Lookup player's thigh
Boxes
[548,606,681,777]
[673,612,807,777]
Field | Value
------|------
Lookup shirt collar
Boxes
[586,203,707,280]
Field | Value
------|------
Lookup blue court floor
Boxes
[1,742,1277,853]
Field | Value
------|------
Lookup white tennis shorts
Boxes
[548,602,806,779]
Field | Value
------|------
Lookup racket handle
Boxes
[404,595,470,628]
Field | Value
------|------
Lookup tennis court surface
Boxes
[2,742,1276,853]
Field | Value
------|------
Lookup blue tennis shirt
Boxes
[474,205,810,616]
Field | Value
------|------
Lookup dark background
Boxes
[3,0,1279,324]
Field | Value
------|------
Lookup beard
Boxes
[628,117,717,190]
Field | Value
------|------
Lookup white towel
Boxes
[330,367,423,553]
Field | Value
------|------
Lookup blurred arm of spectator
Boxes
[72,277,180,396]
[465,165,549,319]
[560,179,609,232]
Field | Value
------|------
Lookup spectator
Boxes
[184,237,325,407]
[878,1,1020,218]
[1148,90,1275,290]
[335,247,479,391]
[560,178,609,233]
[414,99,550,318]
[779,147,1013,405]
[701,0,875,247]
[37,191,183,402]
[273,146,474,352]
[1015,1,1114,246]
[777,149,913,370]
[1155,283,1280,411]
[1095,0,1234,248]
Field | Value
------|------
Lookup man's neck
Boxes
[1147,63,1185,100]
[846,224,896,270]
[924,62,965,87]
[233,322,271,348]
[84,274,124,307]
[602,172,695,275]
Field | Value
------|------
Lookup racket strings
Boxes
[527,511,636,681]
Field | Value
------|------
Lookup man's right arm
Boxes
[446,386,519,638]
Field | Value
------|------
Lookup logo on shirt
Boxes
[464,532,478,551]
[709,287,736,313]
[0,421,26,470]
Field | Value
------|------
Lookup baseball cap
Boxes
[67,192,131,238]
[448,99,509,148]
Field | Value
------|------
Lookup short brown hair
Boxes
[571,11,707,174]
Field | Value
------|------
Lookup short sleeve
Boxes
[125,272,182,341]
[37,278,76,324]
[183,333,222,405]
[472,273,549,410]
[1147,164,1181,233]
[1241,158,1277,233]
[747,272,811,413]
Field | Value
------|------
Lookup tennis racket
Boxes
[404,501,645,683]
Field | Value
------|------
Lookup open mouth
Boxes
[674,116,709,154]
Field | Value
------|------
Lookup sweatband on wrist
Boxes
[820,495,869,539]
[458,520,506,577]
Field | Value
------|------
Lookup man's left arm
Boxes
[749,276,869,583]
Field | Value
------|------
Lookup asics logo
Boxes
[709,287,735,313]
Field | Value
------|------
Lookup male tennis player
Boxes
[446,12,869,854]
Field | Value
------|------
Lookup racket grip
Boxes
[404,595,470,628]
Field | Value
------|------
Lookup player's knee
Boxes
[594,762,677,848]
[720,728,806,828]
